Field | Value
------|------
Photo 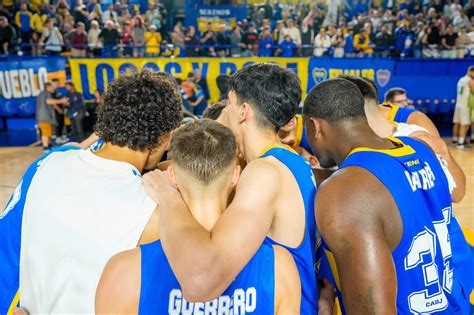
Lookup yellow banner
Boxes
[69,58,309,102]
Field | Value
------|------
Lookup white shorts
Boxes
[453,105,473,125]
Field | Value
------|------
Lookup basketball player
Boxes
[0,72,182,314]
[341,75,466,203]
[304,78,470,313]
[379,92,440,136]
[95,119,301,314]
[452,66,474,149]
[144,64,324,314]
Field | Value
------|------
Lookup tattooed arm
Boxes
[315,167,398,314]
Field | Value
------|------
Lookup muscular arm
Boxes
[468,79,474,94]
[273,245,301,314]
[95,249,141,314]
[144,160,279,301]
[407,111,440,137]
[316,168,398,314]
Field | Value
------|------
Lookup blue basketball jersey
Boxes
[334,136,468,314]
[381,102,416,124]
[139,239,275,315]
[259,146,318,315]
[0,146,80,314]
[294,114,313,154]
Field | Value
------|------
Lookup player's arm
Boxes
[143,160,278,301]
[273,245,301,314]
[95,249,141,314]
[138,206,160,245]
[468,79,474,93]
[407,111,440,136]
[316,168,398,314]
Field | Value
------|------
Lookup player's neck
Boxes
[93,143,148,173]
[182,192,227,232]
[241,124,282,162]
[365,101,396,137]
[332,121,397,165]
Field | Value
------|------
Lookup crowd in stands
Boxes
[1,0,474,58]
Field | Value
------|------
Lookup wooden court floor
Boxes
[0,144,473,230]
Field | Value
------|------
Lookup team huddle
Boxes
[0,63,473,315]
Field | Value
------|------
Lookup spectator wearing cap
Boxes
[15,4,33,51]
[215,24,229,57]
[301,12,315,56]
[242,22,258,57]
[88,20,102,56]
[39,19,64,56]
[278,34,297,57]
[0,16,17,55]
[200,22,217,57]
[65,22,87,56]
[314,27,331,56]
[258,25,274,56]
[144,24,161,56]
[132,15,146,57]
[184,26,199,57]
[99,20,120,57]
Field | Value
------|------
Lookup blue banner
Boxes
[0,57,67,117]
[185,5,247,32]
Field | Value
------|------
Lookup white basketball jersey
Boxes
[456,75,471,108]
[20,149,156,314]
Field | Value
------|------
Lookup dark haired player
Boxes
[0,72,183,314]
[96,119,301,314]
[145,63,325,314]
[303,78,469,313]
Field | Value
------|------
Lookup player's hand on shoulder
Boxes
[143,169,183,208]
[410,131,449,158]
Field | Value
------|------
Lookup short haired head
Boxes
[228,63,301,131]
[339,75,378,102]
[169,119,238,185]
[95,71,183,151]
[203,101,228,120]
[216,74,231,99]
[384,87,407,106]
[65,81,75,91]
[303,79,366,167]
[468,66,474,78]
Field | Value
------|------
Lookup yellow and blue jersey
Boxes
[259,146,318,314]
[0,146,80,314]
[381,102,416,124]
[325,137,472,314]
[294,114,313,155]
[139,239,275,314]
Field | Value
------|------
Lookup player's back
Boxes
[139,239,276,314]
[20,148,156,314]
[258,146,318,314]
[340,136,467,314]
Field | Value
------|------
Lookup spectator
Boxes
[73,4,89,29]
[242,22,259,56]
[331,28,346,58]
[215,24,229,57]
[99,20,120,57]
[145,3,162,32]
[413,21,426,57]
[279,34,297,57]
[182,72,207,116]
[118,8,132,29]
[132,16,146,57]
[0,16,17,55]
[258,25,274,56]
[456,25,471,57]
[314,27,331,56]
[451,0,463,18]
[230,25,243,57]
[194,69,210,101]
[65,81,86,142]
[200,22,216,57]
[120,21,133,57]
[354,28,374,57]
[51,78,67,141]
[284,19,302,46]
[262,0,273,20]
[171,22,185,56]
[344,28,356,57]
[442,24,458,58]
[465,0,474,19]
[301,12,315,56]
[60,12,75,35]
[144,24,161,57]
[39,19,63,56]
[15,4,32,52]
[453,11,470,30]
[88,20,102,56]
[102,4,118,25]
[36,82,65,151]
[65,22,87,57]
[274,20,285,44]
[184,26,199,57]
[375,24,394,57]
[423,22,442,57]
[88,4,103,27]
[47,6,60,27]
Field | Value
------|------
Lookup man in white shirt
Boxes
[0,71,183,314]
[284,19,302,46]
